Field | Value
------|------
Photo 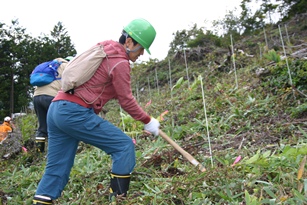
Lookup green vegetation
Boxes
[1,1,307,204]
[2,25,307,205]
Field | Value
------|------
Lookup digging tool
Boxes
[159,129,206,172]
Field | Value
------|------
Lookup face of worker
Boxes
[126,38,144,62]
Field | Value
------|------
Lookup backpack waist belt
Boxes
[53,91,92,108]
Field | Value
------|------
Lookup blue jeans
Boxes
[35,100,135,199]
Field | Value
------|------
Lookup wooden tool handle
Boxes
[159,129,206,172]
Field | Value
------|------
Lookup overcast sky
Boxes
[1,0,242,62]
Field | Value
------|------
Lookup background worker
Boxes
[0,116,14,132]
[32,18,160,205]
[0,116,13,142]
[33,57,72,153]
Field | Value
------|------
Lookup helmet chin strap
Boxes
[123,32,143,55]
[126,45,142,55]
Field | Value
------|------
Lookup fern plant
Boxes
[263,49,281,63]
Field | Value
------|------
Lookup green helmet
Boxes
[65,56,73,61]
[124,18,156,55]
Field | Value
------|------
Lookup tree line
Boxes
[168,0,306,55]
[0,21,76,119]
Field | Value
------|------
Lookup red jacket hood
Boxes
[98,40,129,60]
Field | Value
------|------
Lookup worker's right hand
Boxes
[144,118,160,136]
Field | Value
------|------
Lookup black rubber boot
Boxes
[35,137,46,153]
[109,173,131,200]
[32,195,52,205]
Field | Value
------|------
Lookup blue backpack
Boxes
[30,60,62,86]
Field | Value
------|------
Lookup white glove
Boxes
[144,118,160,136]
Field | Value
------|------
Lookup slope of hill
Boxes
[0,14,307,204]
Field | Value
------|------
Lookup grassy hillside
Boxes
[0,15,307,205]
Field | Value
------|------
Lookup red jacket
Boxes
[55,40,150,124]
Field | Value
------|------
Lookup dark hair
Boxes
[119,30,138,45]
